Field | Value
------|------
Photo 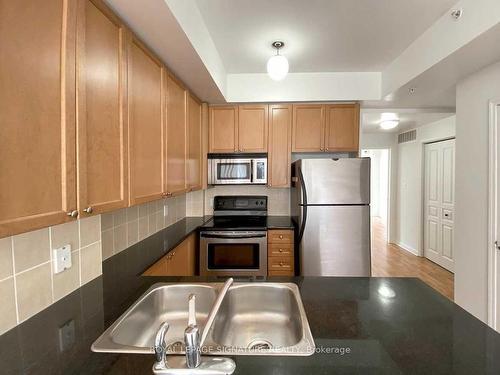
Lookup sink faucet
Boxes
[152,278,235,374]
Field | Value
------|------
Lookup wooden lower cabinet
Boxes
[268,229,295,276]
[143,233,196,276]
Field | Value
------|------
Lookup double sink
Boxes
[92,282,315,356]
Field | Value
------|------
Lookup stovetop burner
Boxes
[202,195,268,231]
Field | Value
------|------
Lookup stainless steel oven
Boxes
[208,153,267,185]
[199,231,267,277]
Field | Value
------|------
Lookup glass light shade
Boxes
[380,120,399,130]
[267,54,289,81]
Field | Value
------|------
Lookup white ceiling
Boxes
[195,0,457,73]
[361,109,455,133]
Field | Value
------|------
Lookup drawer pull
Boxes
[279,235,283,239]
[279,261,284,267]
[279,248,283,253]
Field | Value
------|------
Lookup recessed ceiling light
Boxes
[267,41,289,81]
[380,120,399,130]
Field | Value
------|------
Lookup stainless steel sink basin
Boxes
[92,282,315,356]
[210,283,314,355]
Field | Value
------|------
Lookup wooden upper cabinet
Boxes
[238,105,268,152]
[76,0,128,217]
[0,0,77,238]
[127,36,165,205]
[209,106,238,153]
[268,105,292,188]
[166,74,187,196]
[325,104,360,152]
[292,105,325,152]
[187,93,203,191]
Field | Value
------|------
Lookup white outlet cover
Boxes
[53,245,72,274]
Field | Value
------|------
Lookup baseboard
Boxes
[395,242,419,256]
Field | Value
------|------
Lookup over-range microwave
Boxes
[208,153,267,185]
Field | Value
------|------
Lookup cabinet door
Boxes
[238,105,268,152]
[325,104,359,152]
[292,105,325,152]
[209,106,238,153]
[167,234,195,276]
[268,105,292,188]
[76,0,128,217]
[0,0,77,238]
[166,74,187,195]
[187,93,202,191]
[128,37,165,205]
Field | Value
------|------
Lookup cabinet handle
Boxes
[67,210,78,218]
[279,261,284,267]
[320,147,324,151]
[279,248,283,253]
[325,148,329,151]
[83,206,93,214]
[279,235,283,239]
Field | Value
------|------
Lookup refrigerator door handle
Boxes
[298,167,308,242]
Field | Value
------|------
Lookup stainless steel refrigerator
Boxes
[291,158,371,276]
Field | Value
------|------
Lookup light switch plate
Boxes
[53,245,72,274]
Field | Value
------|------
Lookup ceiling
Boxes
[195,0,457,73]
[361,110,455,133]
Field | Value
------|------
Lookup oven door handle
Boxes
[200,233,267,239]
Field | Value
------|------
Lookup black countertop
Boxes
[1,217,500,374]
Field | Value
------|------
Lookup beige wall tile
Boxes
[0,237,13,280]
[80,242,102,285]
[80,215,100,247]
[52,251,80,301]
[113,208,127,226]
[13,228,50,273]
[0,278,17,334]
[156,211,164,231]
[138,217,148,240]
[16,263,52,322]
[113,225,127,254]
[101,212,114,231]
[148,214,157,235]
[126,206,138,221]
[101,229,114,260]
[147,201,157,215]
[51,221,79,251]
[127,221,138,246]
[138,203,149,218]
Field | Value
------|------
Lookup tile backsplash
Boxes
[100,195,187,261]
[0,216,102,335]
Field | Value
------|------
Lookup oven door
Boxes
[200,231,267,276]
[210,159,252,184]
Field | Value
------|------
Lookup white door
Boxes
[424,139,455,271]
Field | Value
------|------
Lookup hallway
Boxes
[371,217,454,300]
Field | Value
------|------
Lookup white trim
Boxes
[487,99,500,330]
[396,241,419,256]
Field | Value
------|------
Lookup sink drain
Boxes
[247,339,273,350]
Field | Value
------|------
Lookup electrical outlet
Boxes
[53,245,72,274]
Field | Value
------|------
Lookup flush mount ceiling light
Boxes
[380,120,399,130]
[267,41,289,81]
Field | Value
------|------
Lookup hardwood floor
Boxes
[371,217,454,300]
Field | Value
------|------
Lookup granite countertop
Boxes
[1,216,500,374]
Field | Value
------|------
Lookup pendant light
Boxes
[267,41,289,81]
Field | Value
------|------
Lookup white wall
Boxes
[455,61,500,322]
[395,116,456,255]
[360,133,398,243]
[362,149,389,223]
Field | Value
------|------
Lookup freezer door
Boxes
[299,205,371,276]
[297,158,370,205]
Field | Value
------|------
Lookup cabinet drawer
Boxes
[268,270,295,277]
[268,256,294,272]
[268,230,293,244]
[268,243,293,257]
